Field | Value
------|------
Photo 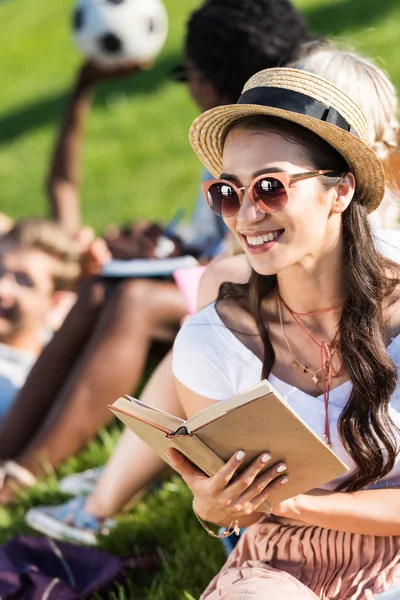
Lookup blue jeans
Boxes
[219,528,245,556]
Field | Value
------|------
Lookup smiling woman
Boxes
[171,67,400,600]
[217,117,352,277]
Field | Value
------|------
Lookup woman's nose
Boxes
[236,190,265,226]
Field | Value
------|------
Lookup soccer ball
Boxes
[72,0,168,68]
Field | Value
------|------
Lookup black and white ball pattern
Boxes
[73,0,168,67]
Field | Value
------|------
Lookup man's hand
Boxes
[77,59,150,89]
[76,227,112,278]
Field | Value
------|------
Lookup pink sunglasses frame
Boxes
[202,170,336,217]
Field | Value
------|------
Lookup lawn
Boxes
[0,0,399,229]
[0,0,399,598]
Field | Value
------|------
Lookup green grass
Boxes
[0,0,201,229]
[0,0,399,597]
[0,455,226,600]
[0,0,399,229]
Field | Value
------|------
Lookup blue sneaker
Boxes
[25,496,115,546]
[58,466,105,496]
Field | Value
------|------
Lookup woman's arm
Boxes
[274,487,400,536]
[175,383,400,536]
[46,63,96,235]
[171,436,400,536]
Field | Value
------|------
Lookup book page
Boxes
[113,397,185,433]
[127,396,186,424]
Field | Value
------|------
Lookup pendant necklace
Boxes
[277,298,327,385]
[277,294,344,447]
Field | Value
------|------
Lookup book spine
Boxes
[169,434,225,477]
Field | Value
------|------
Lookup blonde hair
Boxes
[1,219,81,291]
[289,41,400,227]
[289,41,399,160]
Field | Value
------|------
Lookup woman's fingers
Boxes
[219,458,287,511]
[167,448,248,496]
[240,472,289,515]
[210,450,247,492]
[219,452,272,501]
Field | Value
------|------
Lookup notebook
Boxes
[101,256,198,278]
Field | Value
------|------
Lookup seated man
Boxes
[0,219,80,422]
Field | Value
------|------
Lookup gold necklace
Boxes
[277,294,343,448]
[277,296,331,386]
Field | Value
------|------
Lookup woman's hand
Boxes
[166,448,288,526]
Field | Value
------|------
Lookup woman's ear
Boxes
[330,173,356,214]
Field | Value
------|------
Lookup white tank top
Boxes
[172,302,400,490]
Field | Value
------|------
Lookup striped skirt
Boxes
[201,517,400,599]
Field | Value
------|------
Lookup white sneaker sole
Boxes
[25,508,98,546]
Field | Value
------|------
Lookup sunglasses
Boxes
[202,170,337,218]
[169,64,204,83]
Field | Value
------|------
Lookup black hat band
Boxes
[237,87,359,138]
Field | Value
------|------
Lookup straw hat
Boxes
[189,68,385,213]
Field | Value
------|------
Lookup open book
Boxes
[109,380,349,510]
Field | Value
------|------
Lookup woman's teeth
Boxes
[246,231,281,246]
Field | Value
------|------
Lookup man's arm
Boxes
[46,61,142,236]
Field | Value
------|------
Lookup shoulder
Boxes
[173,302,241,362]
[177,302,222,333]
[197,254,251,310]
[172,303,239,400]
[375,228,400,263]
[173,303,229,362]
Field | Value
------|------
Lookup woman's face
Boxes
[221,128,344,277]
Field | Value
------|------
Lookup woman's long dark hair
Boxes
[218,116,399,491]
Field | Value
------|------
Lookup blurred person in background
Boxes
[0,220,80,426]
[292,42,400,232]
[0,0,312,504]
[0,214,14,236]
